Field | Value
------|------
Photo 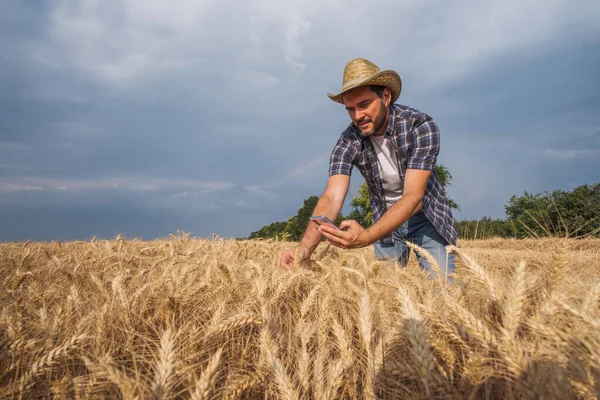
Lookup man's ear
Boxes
[384,87,392,106]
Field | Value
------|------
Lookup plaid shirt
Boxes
[329,103,457,245]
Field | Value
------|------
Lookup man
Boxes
[280,58,457,279]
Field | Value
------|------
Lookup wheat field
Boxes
[1,234,599,399]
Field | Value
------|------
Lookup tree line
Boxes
[247,165,599,240]
[457,183,600,239]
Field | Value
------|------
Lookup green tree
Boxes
[435,164,459,210]
[348,183,373,228]
[282,196,320,241]
[505,191,553,237]
[248,221,287,240]
[505,183,600,238]
[550,183,600,237]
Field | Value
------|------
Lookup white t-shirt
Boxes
[370,134,404,209]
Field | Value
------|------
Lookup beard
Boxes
[356,100,387,136]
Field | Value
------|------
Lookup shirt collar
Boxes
[384,104,397,138]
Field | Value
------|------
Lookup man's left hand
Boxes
[318,220,373,249]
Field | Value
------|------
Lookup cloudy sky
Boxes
[1,0,599,241]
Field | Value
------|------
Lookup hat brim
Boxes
[327,70,402,104]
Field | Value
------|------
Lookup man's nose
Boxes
[353,109,365,121]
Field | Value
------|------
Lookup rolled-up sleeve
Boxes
[329,135,356,176]
[406,115,440,171]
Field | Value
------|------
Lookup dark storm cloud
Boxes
[1,0,599,240]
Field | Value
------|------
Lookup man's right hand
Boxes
[280,246,311,269]
[279,175,349,269]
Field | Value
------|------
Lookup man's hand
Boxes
[318,220,373,249]
[280,246,311,269]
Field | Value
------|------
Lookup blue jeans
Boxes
[373,211,455,280]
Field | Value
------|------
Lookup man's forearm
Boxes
[364,193,422,243]
[298,196,343,254]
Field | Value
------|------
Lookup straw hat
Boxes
[327,58,402,104]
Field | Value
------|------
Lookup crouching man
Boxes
[280,58,457,279]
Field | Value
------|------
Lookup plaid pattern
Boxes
[329,104,457,245]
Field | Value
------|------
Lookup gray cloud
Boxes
[1,0,599,240]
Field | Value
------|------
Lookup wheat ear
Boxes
[82,355,139,400]
[313,291,332,399]
[18,334,86,393]
[332,319,354,368]
[205,312,264,339]
[190,348,222,400]
[300,284,320,318]
[397,286,437,397]
[270,272,302,305]
[500,336,536,398]
[583,282,600,315]
[359,289,375,399]
[448,303,499,348]
[296,316,315,395]
[558,301,600,329]
[314,315,329,399]
[260,328,299,400]
[447,246,499,302]
[548,240,568,294]
[224,372,264,399]
[326,359,346,399]
[404,240,443,280]
[217,263,233,286]
[153,327,176,400]
[503,260,528,339]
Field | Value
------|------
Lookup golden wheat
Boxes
[1,235,599,399]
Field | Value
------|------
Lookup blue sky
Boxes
[1,0,599,241]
